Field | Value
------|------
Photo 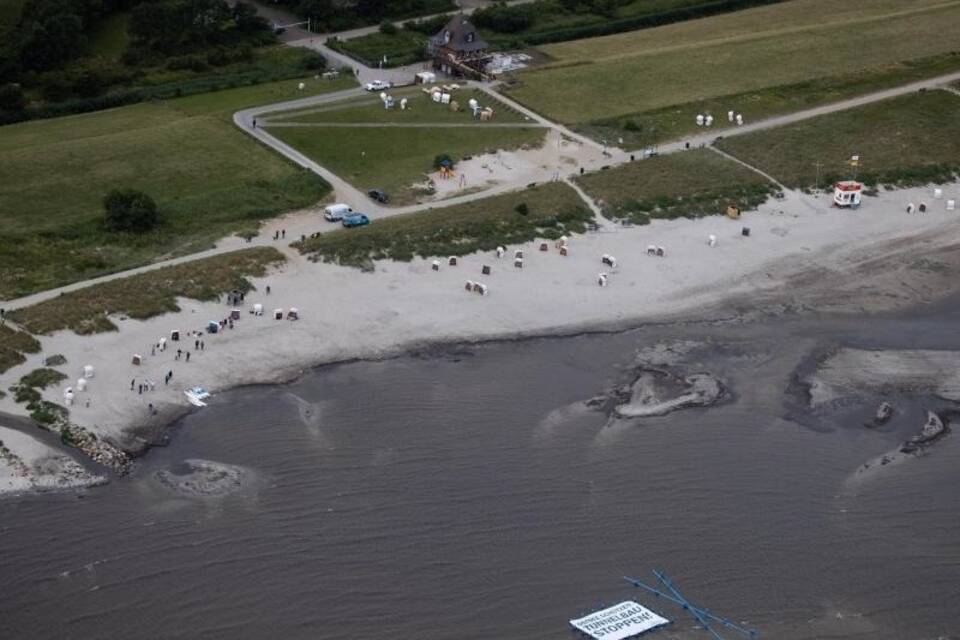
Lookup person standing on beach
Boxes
[266,285,271,295]
[200,341,205,351]
[186,352,191,362]
[195,339,199,350]
[131,379,135,391]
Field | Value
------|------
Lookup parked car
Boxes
[364,80,391,91]
[323,203,353,221]
[367,189,389,203]
[342,213,370,228]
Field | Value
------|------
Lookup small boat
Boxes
[184,386,211,407]
[874,401,894,425]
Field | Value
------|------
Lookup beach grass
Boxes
[295,182,590,268]
[268,87,528,125]
[0,76,354,300]
[503,0,960,126]
[265,124,547,205]
[8,248,286,336]
[575,149,775,224]
[715,91,960,189]
[0,325,42,375]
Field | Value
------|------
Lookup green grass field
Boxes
[716,91,960,189]
[504,0,960,127]
[268,87,528,125]
[575,149,775,223]
[0,76,355,299]
[329,29,429,67]
[579,52,960,149]
[296,182,590,268]
[8,247,285,336]
[266,124,547,205]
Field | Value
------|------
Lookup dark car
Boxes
[342,213,370,228]
[367,189,389,203]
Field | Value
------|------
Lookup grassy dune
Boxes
[0,76,354,299]
[9,248,285,336]
[296,182,590,267]
[505,0,960,124]
[716,91,960,189]
[575,149,774,223]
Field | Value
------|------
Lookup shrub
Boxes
[472,2,534,33]
[433,153,455,169]
[515,202,529,215]
[379,20,399,35]
[103,189,160,233]
[301,52,328,71]
[0,83,26,112]
[623,119,641,132]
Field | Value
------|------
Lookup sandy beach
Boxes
[0,424,104,494]
[1,182,959,484]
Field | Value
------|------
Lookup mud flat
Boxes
[613,370,724,418]
[155,459,251,498]
[0,426,104,495]
[803,349,960,408]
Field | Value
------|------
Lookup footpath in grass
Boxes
[504,0,960,125]
[8,248,285,337]
[579,52,960,149]
[0,75,354,300]
[716,91,960,189]
[266,124,547,205]
[296,182,590,268]
[575,149,775,224]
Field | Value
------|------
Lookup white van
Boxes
[324,203,353,221]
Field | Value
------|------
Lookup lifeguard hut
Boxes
[833,181,863,208]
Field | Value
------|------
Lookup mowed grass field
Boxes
[266,124,547,205]
[716,91,960,189]
[0,75,356,299]
[268,87,529,125]
[575,149,774,223]
[504,0,960,127]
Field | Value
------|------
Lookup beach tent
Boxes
[132,354,142,365]
[171,329,180,341]
[274,308,284,320]
[83,365,95,379]
[230,308,241,321]
[253,303,264,316]
[207,321,219,333]
[288,308,300,320]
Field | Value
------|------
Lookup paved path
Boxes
[260,121,548,128]
[5,65,960,311]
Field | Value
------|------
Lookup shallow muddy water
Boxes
[2,302,959,639]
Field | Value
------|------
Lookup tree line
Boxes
[0,0,272,114]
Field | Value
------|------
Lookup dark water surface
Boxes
[2,306,959,639]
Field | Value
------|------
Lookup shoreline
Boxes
[2,183,960,491]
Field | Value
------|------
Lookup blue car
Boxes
[342,213,370,228]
